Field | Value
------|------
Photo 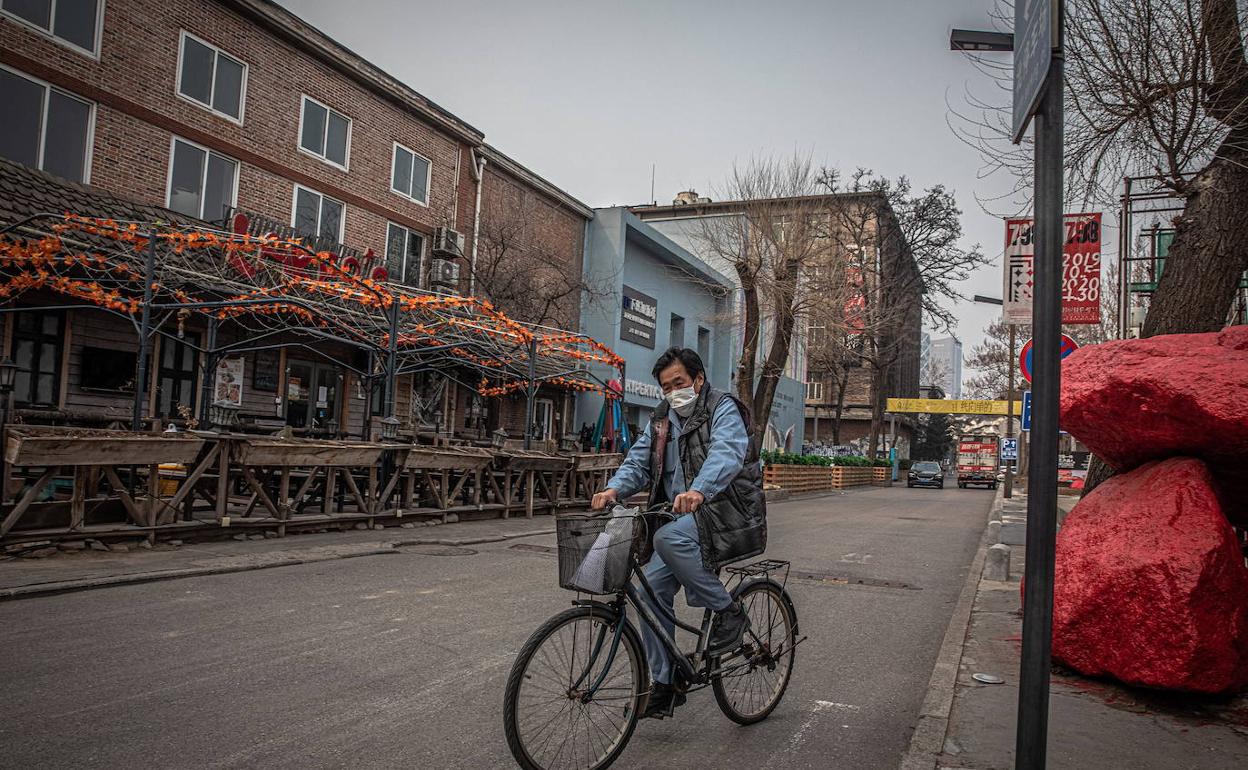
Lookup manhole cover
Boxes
[401,545,478,556]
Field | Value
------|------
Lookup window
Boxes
[299,96,350,169]
[806,380,825,403]
[669,314,685,349]
[0,67,93,183]
[176,32,246,122]
[157,334,199,419]
[291,185,344,242]
[390,143,430,204]
[385,222,425,286]
[1,0,101,55]
[697,326,710,363]
[80,346,137,392]
[167,138,238,221]
[11,310,63,408]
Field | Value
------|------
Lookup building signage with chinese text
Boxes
[886,398,1023,415]
[1004,213,1103,325]
[620,285,658,349]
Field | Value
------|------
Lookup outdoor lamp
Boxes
[0,357,17,394]
[327,418,339,438]
[380,415,401,440]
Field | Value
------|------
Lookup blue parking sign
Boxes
[1021,391,1032,431]
[1001,438,1019,460]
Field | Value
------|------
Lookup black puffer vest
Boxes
[646,385,767,570]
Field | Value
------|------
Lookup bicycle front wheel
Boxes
[503,605,647,770]
[712,578,798,724]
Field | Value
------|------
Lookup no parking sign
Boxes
[1019,334,1078,384]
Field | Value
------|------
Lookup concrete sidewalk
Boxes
[0,516,557,600]
[935,493,1248,769]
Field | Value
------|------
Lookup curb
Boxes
[898,484,1006,770]
[0,528,555,602]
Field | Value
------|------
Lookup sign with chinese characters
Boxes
[1001,437,1019,460]
[620,286,658,349]
[228,209,387,282]
[1003,213,1103,325]
[214,356,244,406]
[886,398,1023,416]
[1058,451,1091,485]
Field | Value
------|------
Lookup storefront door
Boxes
[285,360,340,430]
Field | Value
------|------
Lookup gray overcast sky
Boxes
[281,0,1019,382]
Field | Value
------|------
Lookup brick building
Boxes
[0,0,592,442]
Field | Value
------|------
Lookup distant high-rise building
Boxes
[928,337,963,399]
[919,332,932,384]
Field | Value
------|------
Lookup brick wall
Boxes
[476,159,587,328]
[0,0,480,258]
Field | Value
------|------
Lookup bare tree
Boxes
[956,0,1248,335]
[816,168,991,455]
[695,155,852,447]
[471,189,607,329]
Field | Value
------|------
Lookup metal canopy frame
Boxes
[0,214,623,440]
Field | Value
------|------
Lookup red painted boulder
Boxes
[1059,326,1248,520]
[1052,457,1248,694]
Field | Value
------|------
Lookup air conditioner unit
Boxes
[432,226,463,258]
[429,258,460,291]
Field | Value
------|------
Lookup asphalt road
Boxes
[0,483,992,770]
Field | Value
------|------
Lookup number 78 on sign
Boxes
[1003,213,1103,325]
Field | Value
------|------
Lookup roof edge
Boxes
[482,145,593,219]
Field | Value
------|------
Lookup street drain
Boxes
[510,543,556,555]
[401,545,478,556]
[790,570,919,590]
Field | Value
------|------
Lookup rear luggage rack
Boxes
[724,558,791,594]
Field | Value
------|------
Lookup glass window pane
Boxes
[319,197,342,240]
[52,0,97,51]
[168,140,206,217]
[13,370,31,402]
[203,152,236,222]
[13,339,33,368]
[326,112,348,166]
[179,36,215,105]
[300,99,326,155]
[212,54,244,119]
[392,146,412,196]
[162,341,175,368]
[3,0,51,29]
[36,372,53,404]
[43,91,91,183]
[385,223,405,264]
[406,233,423,284]
[40,313,58,336]
[37,344,55,373]
[293,188,319,235]
[0,69,44,169]
[409,153,430,203]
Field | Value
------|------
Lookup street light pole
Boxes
[1006,323,1016,498]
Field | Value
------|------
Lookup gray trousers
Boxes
[634,512,733,685]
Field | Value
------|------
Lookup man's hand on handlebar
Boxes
[590,488,619,511]
[672,490,704,514]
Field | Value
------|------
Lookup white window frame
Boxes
[0,63,96,183]
[290,184,346,243]
[389,142,431,206]
[174,30,247,125]
[164,135,240,221]
[806,380,824,403]
[297,95,352,171]
[385,222,425,286]
[0,0,104,59]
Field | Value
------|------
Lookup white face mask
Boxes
[666,386,698,417]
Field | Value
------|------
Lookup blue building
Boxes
[576,207,735,440]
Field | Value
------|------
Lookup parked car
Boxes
[908,461,945,489]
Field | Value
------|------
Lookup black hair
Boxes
[651,347,706,382]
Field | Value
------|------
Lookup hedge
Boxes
[760,451,894,468]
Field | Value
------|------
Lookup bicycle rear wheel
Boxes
[503,605,647,770]
[711,579,798,725]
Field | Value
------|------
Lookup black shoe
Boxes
[708,601,751,653]
[641,682,686,719]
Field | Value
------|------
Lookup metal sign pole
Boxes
[1016,6,1064,768]
[1005,323,1016,498]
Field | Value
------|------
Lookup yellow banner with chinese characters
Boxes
[886,398,1024,415]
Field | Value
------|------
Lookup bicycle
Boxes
[503,504,803,770]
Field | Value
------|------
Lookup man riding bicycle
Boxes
[591,347,767,719]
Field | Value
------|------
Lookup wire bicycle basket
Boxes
[556,508,643,594]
